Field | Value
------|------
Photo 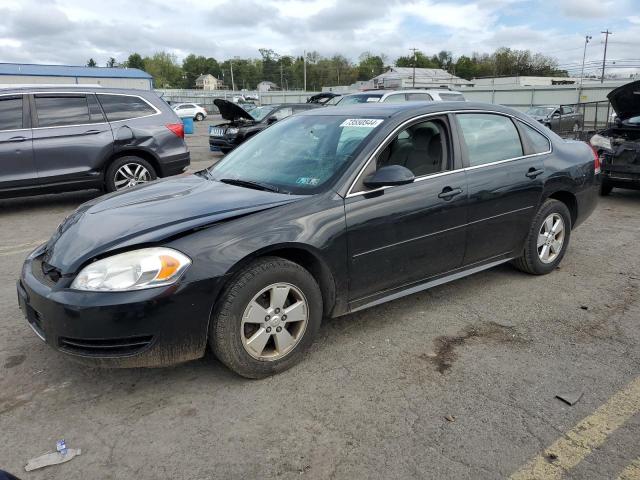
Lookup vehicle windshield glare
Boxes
[250,106,275,121]
[527,107,556,116]
[338,94,383,105]
[208,115,384,194]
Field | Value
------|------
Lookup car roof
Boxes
[344,89,463,96]
[294,101,524,119]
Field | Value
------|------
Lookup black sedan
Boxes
[18,102,599,378]
[209,99,321,153]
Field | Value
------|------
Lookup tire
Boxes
[512,199,572,275]
[600,182,613,196]
[195,113,204,121]
[209,257,323,379]
[105,156,157,193]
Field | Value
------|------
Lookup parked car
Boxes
[590,80,640,195]
[0,86,189,197]
[18,102,598,378]
[336,89,466,105]
[526,105,583,133]
[208,99,321,153]
[172,103,207,121]
[307,92,342,105]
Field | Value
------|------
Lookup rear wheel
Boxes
[105,156,157,192]
[195,113,205,121]
[209,257,323,378]
[512,199,572,275]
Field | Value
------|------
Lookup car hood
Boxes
[528,114,549,121]
[607,80,640,121]
[214,99,255,122]
[42,174,303,274]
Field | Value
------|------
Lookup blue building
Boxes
[0,63,153,90]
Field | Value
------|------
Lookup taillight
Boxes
[166,123,184,139]
[589,144,601,174]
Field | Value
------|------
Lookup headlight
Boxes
[226,128,239,135]
[590,134,612,151]
[71,247,191,292]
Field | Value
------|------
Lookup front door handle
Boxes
[526,168,544,179]
[7,136,28,142]
[438,186,463,200]
[82,129,101,135]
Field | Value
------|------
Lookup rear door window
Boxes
[518,121,551,154]
[34,95,91,127]
[98,94,157,122]
[382,94,406,103]
[0,96,23,131]
[87,94,106,123]
[456,113,523,166]
[406,93,433,101]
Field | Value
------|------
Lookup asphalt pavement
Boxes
[0,120,638,479]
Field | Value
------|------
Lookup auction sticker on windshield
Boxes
[340,119,384,128]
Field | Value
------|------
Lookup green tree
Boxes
[357,52,385,80]
[86,58,97,67]
[395,51,439,69]
[182,54,221,88]
[126,53,145,70]
[143,52,183,88]
[106,57,116,68]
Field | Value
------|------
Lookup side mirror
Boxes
[552,112,561,118]
[267,116,278,125]
[363,165,415,189]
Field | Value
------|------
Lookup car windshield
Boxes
[625,115,640,125]
[527,107,556,116]
[337,94,383,105]
[250,106,275,121]
[208,115,384,195]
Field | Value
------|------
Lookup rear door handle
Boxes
[526,168,544,179]
[7,136,28,142]
[438,186,463,200]
[82,129,101,135]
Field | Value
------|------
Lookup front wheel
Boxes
[209,257,323,378]
[600,182,613,196]
[512,199,572,275]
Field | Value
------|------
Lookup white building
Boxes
[257,81,278,92]
[473,76,578,87]
[371,67,473,89]
[195,74,221,90]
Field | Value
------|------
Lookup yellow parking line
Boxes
[510,376,640,480]
[617,457,640,480]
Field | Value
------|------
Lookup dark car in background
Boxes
[18,102,598,378]
[526,105,583,133]
[209,99,321,153]
[590,80,640,195]
[0,86,189,197]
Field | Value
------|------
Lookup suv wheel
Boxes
[512,199,572,275]
[210,257,323,378]
[105,156,157,192]
[195,113,204,121]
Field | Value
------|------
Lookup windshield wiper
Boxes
[219,178,279,193]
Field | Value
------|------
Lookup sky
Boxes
[0,0,639,77]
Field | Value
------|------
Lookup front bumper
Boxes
[601,152,640,189]
[17,251,217,367]
[208,136,239,151]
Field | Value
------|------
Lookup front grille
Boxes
[32,256,61,286]
[58,335,154,357]
[209,126,225,137]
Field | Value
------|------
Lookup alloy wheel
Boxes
[114,163,151,190]
[537,213,565,264]
[240,283,308,361]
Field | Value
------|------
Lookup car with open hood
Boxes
[590,80,640,195]
[209,99,321,153]
[18,102,599,378]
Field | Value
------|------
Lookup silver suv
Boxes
[0,86,189,197]
[336,89,466,105]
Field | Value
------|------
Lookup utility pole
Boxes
[280,62,284,90]
[577,34,592,104]
[230,61,235,91]
[410,48,419,88]
[303,50,307,92]
[600,29,612,83]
